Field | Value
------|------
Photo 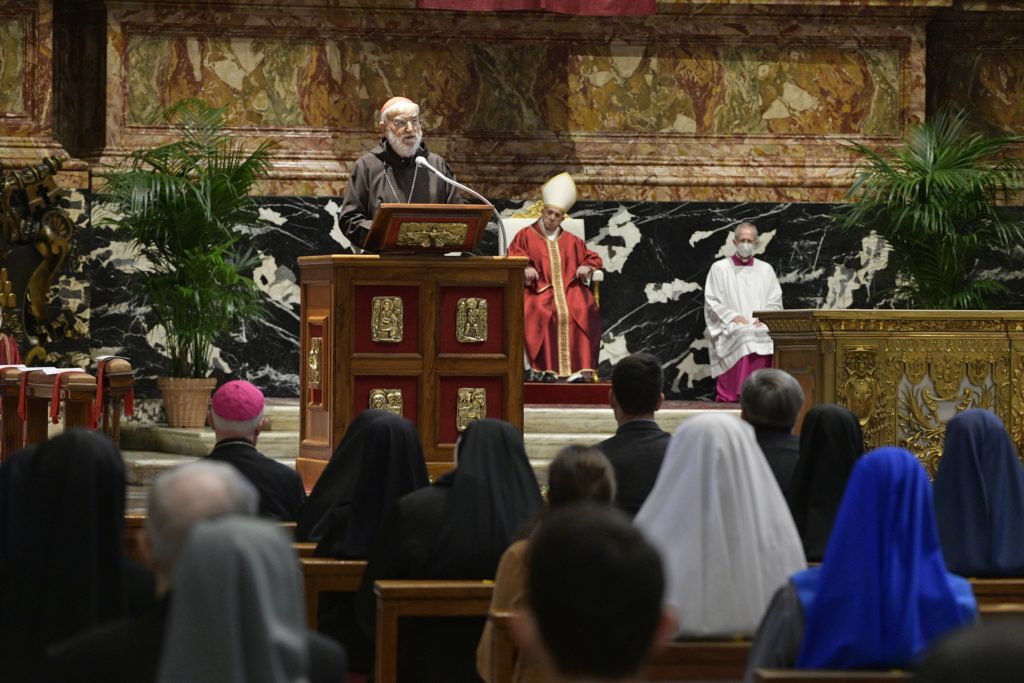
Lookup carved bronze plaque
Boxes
[369,388,403,417]
[456,297,488,343]
[371,296,403,342]
[307,337,322,390]
[396,222,468,248]
[456,387,486,431]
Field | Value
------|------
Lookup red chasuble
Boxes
[508,222,602,377]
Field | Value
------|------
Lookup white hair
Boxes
[734,222,759,239]
[378,100,420,126]
[209,407,265,436]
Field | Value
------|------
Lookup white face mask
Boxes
[736,242,755,259]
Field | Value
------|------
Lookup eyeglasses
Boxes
[389,117,421,130]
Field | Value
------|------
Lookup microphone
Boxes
[415,156,508,255]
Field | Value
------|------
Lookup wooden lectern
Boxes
[297,204,526,487]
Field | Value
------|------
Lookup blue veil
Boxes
[791,447,975,669]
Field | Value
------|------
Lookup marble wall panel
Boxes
[928,9,1024,143]
[0,15,26,114]
[83,1,932,201]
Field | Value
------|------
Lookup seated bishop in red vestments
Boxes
[508,173,602,382]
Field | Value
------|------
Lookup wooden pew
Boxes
[970,577,1024,605]
[755,672,910,682]
[299,557,367,630]
[487,609,750,682]
[124,513,147,564]
[979,602,1024,621]
[374,580,494,683]
[26,369,97,436]
[294,541,317,557]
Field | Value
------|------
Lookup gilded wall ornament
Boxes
[371,296,403,342]
[369,388,403,416]
[396,222,467,248]
[307,336,322,390]
[456,387,486,431]
[456,297,488,343]
[838,346,882,444]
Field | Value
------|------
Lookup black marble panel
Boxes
[76,196,1024,401]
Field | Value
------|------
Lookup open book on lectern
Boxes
[364,203,493,254]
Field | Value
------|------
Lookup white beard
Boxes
[386,129,423,158]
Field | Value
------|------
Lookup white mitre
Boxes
[542,172,577,213]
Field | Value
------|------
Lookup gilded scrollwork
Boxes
[369,388,403,417]
[396,222,467,248]
[455,297,487,343]
[371,296,403,343]
[456,387,486,431]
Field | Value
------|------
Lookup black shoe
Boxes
[541,372,558,383]
[568,375,587,383]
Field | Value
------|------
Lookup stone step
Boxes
[120,404,739,487]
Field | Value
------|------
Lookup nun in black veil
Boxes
[355,418,543,683]
[295,409,393,542]
[0,430,154,682]
[311,410,429,673]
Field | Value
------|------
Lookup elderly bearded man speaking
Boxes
[338,96,462,248]
[704,222,783,402]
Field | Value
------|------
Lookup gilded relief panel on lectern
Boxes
[369,388,403,417]
[884,338,1009,477]
[456,387,486,431]
[371,296,403,342]
[456,298,487,343]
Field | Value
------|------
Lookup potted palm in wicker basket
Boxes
[101,99,274,426]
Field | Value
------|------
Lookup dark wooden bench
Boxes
[970,577,1024,604]
[487,609,750,682]
[755,671,910,682]
[299,557,367,630]
[374,580,494,683]
[0,366,97,461]
[95,357,134,447]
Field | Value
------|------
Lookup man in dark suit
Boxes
[46,461,259,682]
[739,368,804,495]
[205,380,307,521]
[594,353,670,517]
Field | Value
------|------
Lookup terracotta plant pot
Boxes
[158,376,217,428]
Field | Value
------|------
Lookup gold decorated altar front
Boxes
[757,310,1024,475]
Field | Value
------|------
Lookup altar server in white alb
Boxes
[704,222,782,402]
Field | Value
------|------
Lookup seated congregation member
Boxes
[514,504,676,683]
[786,403,865,561]
[744,447,976,682]
[313,411,429,674]
[296,409,391,542]
[156,516,347,683]
[205,379,306,521]
[704,222,782,402]
[508,172,602,383]
[46,460,259,683]
[739,368,804,495]
[934,409,1024,577]
[356,418,543,683]
[0,431,154,682]
[593,353,670,517]
[477,445,617,683]
[912,620,1024,683]
[0,444,37,581]
[635,413,805,638]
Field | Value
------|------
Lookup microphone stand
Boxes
[415,156,508,255]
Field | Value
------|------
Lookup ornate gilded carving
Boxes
[396,222,467,248]
[307,336,322,390]
[837,346,884,450]
[966,359,990,387]
[456,387,486,431]
[510,200,544,219]
[456,297,487,343]
[369,388,403,416]
[0,157,76,360]
[371,296,403,342]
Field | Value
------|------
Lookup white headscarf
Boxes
[634,412,805,638]
[157,516,311,683]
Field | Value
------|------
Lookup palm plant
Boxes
[837,108,1024,309]
[102,99,275,377]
